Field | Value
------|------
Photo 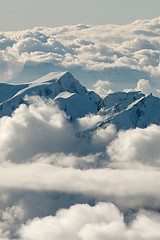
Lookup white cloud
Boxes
[107,124,160,167]
[92,79,113,97]
[0,96,77,163]
[19,203,160,240]
[125,78,160,97]
[0,99,159,211]
[136,78,152,94]
[77,114,104,131]
[0,162,160,210]
[0,96,117,163]
[0,17,159,90]
[91,124,117,153]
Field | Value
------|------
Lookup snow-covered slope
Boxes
[56,91,102,118]
[103,91,144,111]
[0,71,102,118]
[99,91,145,118]
[95,92,160,130]
[0,83,27,104]
[107,94,160,129]
[1,71,160,131]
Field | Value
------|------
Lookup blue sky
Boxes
[0,0,160,30]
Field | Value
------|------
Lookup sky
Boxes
[0,0,160,31]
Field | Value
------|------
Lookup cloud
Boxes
[0,204,24,239]
[91,124,116,153]
[0,96,77,163]
[107,124,160,167]
[0,96,159,238]
[92,79,113,97]
[136,78,152,94]
[0,35,15,50]
[19,203,160,240]
[119,38,157,53]
[77,114,104,131]
[0,17,159,90]
[0,161,160,211]
[0,98,159,211]
[0,96,118,163]
[0,51,23,82]
[125,78,160,97]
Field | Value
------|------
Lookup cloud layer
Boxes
[0,17,159,92]
[0,96,160,238]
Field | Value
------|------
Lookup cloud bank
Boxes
[0,17,159,92]
[19,203,160,240]
[0,96,160,238]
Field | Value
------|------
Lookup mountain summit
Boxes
[0,71,101,118]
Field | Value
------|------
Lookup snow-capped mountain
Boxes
[0,71,102,118]
[96,92,160,130]
[0,71,160,130]
[98,91,144,118]
[103,91,144,112]
[56,90,102,118]
[106,93,160,129]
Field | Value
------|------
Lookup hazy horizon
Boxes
[0,0,160,31]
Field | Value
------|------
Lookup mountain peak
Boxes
[107,93,160,130]
[30,71,73,85]
[28,71,87,95]
[0,71,89,118]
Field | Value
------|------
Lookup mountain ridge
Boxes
[0,71,159,131]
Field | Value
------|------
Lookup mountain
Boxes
[0,83,28,104]
[99,91,144,117]
[55,91,102,118]
[1,71,160,131]
[106,94,160,129]
[103,91,144,111]
[0,71,102,118]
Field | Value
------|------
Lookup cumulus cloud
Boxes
[136,78,152,94]
[0,96,117,163]
[92,79,113,97]
[0,17,159,90]
[107,124,160,167]
[126,78,160,97]
[19,203,160,240]
[0,96,76,163]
